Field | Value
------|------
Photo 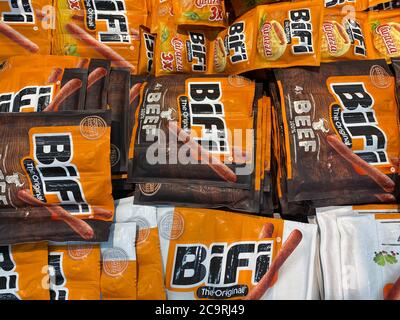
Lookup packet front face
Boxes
[53,0,148,72]
[114,197,166,300]
[157,207,319,300]
[130,75,259,188]
[0,111,114,244]
[49,243,101,300]
[154,21,214,76]
[100,222,137,300]
[0,0,52,59]
[321,10,374,62]
[213,1,323,74]
[274,60,399,206]
[172,0,227,28]
[369,9,400,61]
[317,205,400,300]
[0,55,88,112]
[0,242,49,300]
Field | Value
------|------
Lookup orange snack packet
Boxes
[0,0,52,59]
[321,10,375,62]
[212,1,323,74]
[0,242,49,300]
[100,222,137,300]
[149,0,174,34]
[48,243,101,300]
[114,197,166,300]
[369,9,400,61]
[154,20,215,75]
[0,55,87,112]
[53,0,148,73]
[172,0,227,28]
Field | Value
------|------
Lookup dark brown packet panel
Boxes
[58,69,88,111]
[391,58,400,198]
[269,80,313,215]
[112,179,135,200]
[274,60,399,205]
[0,219,111,245]
[134,183,263,213]
[108,68,130,175]
[0,110,112,244]
[130,75,260,189]
[85,59,111,110]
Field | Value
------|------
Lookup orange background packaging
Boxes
[368,9,400,62]
[0,0,52,59]
[154,20,216,76]
[22,124,115,220]
[213,1,323,74]
[149,0,174,34]
[321,10,375,62]
[53,0,148,72]
[0,55,86,112]
[100,222,137,300]
[0,242,49,300]
[172,0,227,28]
[158,207,319,300]
[48,243,101,300]
[114,197,166,300]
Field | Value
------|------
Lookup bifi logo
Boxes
[2,0,35,24]
[325,0,354,7]
[49,252,69,300]
[330,82,388,164]
[143,33,155,73]
[0,246,20,300]
[0,86,53,113]
[188,32,207,72]
[171,241,273,288]
[84,0,131,44]
[227,22,248,64]
[289,9,314,54]
[188,82,229,154]
[23,133,91,215]
[346,19,367,56]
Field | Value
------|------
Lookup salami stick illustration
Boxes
[0,21,39,53]
[17,189,112,219]
[48,68,63,84]
[129,83,142,104]
[374,193,396,203]
[327,134,395,193]
[385,276,400,300]
[43,78,82,112]
[87,67,107,89]
[76,58,89,69]
[259,222,275,239]
[17,189,94,240]
[66,23,135,71]
[245,229,303,300]
[169,121,237,183]
[130,28,140,41]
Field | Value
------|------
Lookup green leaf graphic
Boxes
[161,27,169,43]
[374,253,386,266]
[183,11,201,21]
[384,254,398,265]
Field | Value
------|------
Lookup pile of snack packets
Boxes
[0,0,399,300]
